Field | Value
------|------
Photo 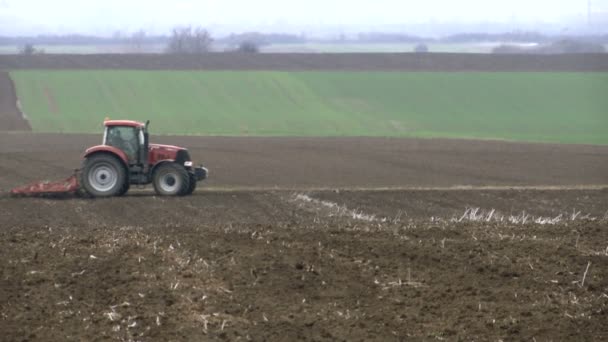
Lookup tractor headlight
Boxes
[184,161,193,167]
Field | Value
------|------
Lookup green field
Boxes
[10,70,608,144]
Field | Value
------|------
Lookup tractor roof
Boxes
[104,119,145,128]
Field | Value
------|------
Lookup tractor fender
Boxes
[150,160,181,176]
[83,145,129,168]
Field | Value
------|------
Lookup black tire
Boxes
[117,182,130,197]
[184,173,197,195]
[152,163,190,196]
[80,154,127,198]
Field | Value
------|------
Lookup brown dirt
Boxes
[313,188,608,220]
[1,133,607,192]
[1,53,607,71]
[1,133,607,341]
[0,190,607,341]
[0,72,30,131]
[2,51,606,340]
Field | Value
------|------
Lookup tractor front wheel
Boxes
[184,173,197,195]
[80,154,127,198]
[153,163,190,196]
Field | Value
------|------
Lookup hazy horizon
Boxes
[1,0,607,37]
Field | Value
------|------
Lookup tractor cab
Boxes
[103,120,147,165]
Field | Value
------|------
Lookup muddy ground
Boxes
[0,190,607,341]
[1,53,607,71]
[1,133,607,192]
[0,132,607,341]
[2,51,607,341]
[0,72,30,131]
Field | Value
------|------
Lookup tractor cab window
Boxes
[105,126,139,163]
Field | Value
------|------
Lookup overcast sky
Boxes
[0,0,605,35]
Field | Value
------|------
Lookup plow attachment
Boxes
[10,172,80,197]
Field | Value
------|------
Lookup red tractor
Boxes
[11,119,208,197]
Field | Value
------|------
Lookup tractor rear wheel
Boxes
[153,163,190,196]
[117,182,130,196]
[80,154,127,198]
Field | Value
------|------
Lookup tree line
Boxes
[2,28,295,54]
[4,29,608,55]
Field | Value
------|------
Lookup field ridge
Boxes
[0,71,30,131]
[1,53,608,71]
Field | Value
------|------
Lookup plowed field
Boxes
[0,71,30,131]
[1,191,607,341]
[1,133,608,341]
[1,133,608,191]
[2,51,607,341]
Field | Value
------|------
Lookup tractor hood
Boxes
[148,143,190,165]
[149,143,185,152]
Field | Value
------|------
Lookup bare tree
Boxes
[414,43,429,53]
[237,40,259,53]
[191,27,213,53]
[130,29,147,52]
[166,26,213,54]
[167,27,187,54]
[19,43,43,55]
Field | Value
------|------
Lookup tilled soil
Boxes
[1,133,607,341]
[312,188,608,219]
[1,53,607,71]
[1,133,607,192]
[2,51,607,341]
[0,190,607,341]
[0,72,30,131]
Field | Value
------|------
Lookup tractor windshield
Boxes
[105,126,139,163]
